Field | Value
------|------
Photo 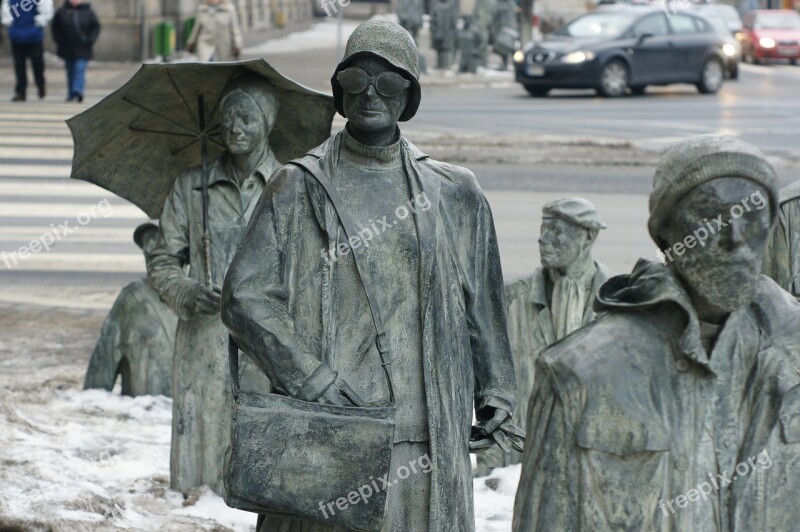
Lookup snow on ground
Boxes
[245,20,361,56]
[0,304,517,530]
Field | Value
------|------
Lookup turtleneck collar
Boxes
[340,124,403,169]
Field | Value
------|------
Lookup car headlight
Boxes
[561,51,595,64]
[513,50,526,64]
[723,44,737,57]
[759,37,776,49]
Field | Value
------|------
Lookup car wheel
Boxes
[524,86,550,97]
[792,59,798,66]
[597,60,628,98]
[629,85,647,95]
[697,58,724,94]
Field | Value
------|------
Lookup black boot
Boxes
[12,93,25,102]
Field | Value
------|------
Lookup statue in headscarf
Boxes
[83,223,178,397]
[472,0,497,67]
[396,0,423,41]
[222,20,516,532]
[763,180,800,297]
[476,197,612,476]
[513,136,800,531]
[147,76,276,496]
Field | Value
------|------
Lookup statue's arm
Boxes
[147,174,198,319]
[512,359,580,532]
[464,185,516,420]
[222,167,337,401]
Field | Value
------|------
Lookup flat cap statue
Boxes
[476,197,612,476]
[83,223,177,397]
[222,20,516,531]
[763,180,800,297]
[513,135,800,531]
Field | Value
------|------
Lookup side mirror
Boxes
[637,33,654,44]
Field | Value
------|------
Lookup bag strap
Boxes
[290,158,395,403]
[227,158,396,404]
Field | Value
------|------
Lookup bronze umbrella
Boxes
[68,59,336,285]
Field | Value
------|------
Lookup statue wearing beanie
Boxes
[648,134,778,249]
[223,19,517,532]
[515,135,800,532]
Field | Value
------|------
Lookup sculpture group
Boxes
[78,19,800,532]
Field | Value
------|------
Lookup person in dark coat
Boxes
[51,0,100,102]
[1,0,53,101]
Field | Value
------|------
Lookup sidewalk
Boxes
[0,17,516,98]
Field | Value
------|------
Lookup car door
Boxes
[628,13,674,85]
[668,13,714,80]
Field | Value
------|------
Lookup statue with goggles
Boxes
[222,20,517,531]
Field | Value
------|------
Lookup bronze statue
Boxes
[147,76,276,496]
[83,223,177,397]
[222,20,516,531]
[458,15,483,74]
[476,197,611,476]
[430,0,458,70]
[513,135,800,531]
[764,180,800,297]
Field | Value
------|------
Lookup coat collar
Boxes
[192,150,276,190]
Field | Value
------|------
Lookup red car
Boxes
[741,10,800,65]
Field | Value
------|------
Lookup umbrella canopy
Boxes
[68,59,336,219]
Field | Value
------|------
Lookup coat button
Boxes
[723,436,734,449]
[676,359,690,372]
[675,457,689,471]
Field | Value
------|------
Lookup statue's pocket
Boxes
[577,415,671,456]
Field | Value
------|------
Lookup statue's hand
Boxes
[187,283,221,315]
[469,408,525,454]
[317,377,365,407]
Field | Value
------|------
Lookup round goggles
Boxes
[336,67,411,98]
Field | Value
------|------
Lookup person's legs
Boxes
[64,59,76,101]
[72,59,88,102]
[29,41,45,99]
[11,42,29,100]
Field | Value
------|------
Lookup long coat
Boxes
[763,180,800,297]
[222,132,516,531]
[476,262,612,473]
[148,152,276,496]
[187,3,243,62]
[83,278,177,397]
[512,260,800,531]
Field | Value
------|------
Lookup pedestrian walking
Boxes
[51,0,100,103]
[1,0,53,102]
[186,0,243,62]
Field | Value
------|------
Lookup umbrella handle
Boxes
[199,94,213,289]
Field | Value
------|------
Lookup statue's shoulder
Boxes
[540,309,669,389]
[780,181,800,205]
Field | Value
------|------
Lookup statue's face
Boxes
[220,92,266,156]
[661,177,771,313]
[538,218,591,269]
[341,56,409,134]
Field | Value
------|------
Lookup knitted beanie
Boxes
[648,135,778,246]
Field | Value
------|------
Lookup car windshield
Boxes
[754,13,800,30]
[705,15,731,36]
[706,6,741,26]
[554,12,638,38]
